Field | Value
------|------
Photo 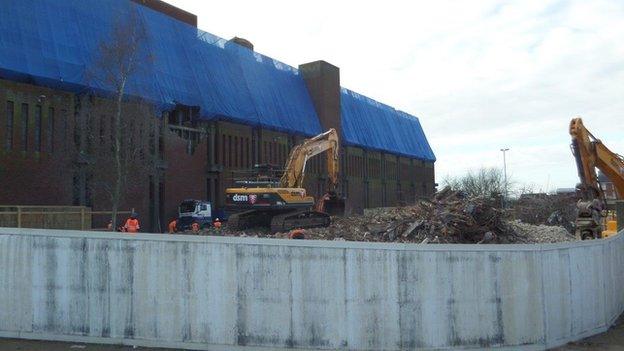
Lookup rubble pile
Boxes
[219,187,577,244]
[512,193,577,234]
[304,187,515,244]
[507,220,576,243]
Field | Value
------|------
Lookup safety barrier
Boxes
[0,227,622,350]
[0,206,132,230]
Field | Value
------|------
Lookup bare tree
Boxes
[513,183,540,198]
[443,167,509,198]
[85,9,154,228]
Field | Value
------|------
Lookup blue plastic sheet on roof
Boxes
[0,0,322,135]
[0,0,436,158]
[341,88,436,161]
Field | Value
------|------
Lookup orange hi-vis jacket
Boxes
[124,218,140,233]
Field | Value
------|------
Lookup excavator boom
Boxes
[280,129,340,189]
[569,117,624,239]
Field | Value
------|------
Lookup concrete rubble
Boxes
[217,187,578,244]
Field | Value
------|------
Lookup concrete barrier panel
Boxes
[0,228,622,350]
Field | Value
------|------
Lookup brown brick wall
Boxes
[0,79,436,232]
[299,61,341,136]
[258,128,290,167]
[0,79,75,206]
[131,0,197,27]
[213,121,253,208]
[162,128,207,224]
[364,150,383,208]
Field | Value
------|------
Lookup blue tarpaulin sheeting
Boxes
[341,88,436,161]
[0,0,434,160]
[0,0,321,135]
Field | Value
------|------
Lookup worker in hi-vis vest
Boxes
[124,213,140,233]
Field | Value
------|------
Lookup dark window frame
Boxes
[5,101,14,150]
[21,103,29,151]
[47,107,55,153]
[34,105,42,152]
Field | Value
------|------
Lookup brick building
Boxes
[0,0,435,232]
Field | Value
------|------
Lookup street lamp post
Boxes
[500,148,509,208]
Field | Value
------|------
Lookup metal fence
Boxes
[0,206,131,230]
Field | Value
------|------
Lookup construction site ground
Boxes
[2,320,624,351]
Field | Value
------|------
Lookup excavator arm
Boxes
[569,117,624,238]
[279,128,344,215]
[279,128,340,190]
[570,118,624,199]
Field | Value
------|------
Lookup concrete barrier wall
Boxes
[0,228,623,351]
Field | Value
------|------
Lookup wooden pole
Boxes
[17,207,22,228]
[617,200,624,233]
[80,207,85,230]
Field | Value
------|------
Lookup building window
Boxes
[245,137,249,168]
[61,109,68,150]
[34,105,42,152]
[127,119,134,153]
[109,113,115,153]
[21,103,29,151]
[221,134,226,165]
[271,142,279,165]
[234,136,239,168]
[281,144,286,165]
[74,110,81,150]
[228,135,232,167]
[47,107,55,153]
[99,114,106,144]
[5,101,14,150]
[72,174,80,205]
[149,122,156,156]
[270,142,273,165]
[85,174,93,208]
[247,137,251,167]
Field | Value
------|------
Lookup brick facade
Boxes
[0,76,435,231]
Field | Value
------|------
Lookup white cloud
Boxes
[167,0,624,191]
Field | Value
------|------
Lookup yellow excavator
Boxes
[225,129,345,232]
[569,117,623,239]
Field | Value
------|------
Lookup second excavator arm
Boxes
[279,128,340,190]
[569,117,624,239]
[570,118,624,200]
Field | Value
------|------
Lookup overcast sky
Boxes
[167,0,624,192]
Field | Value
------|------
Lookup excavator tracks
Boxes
[227,210,272,231]
[270,210,330,233]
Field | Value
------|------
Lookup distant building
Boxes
[519,193,549,200]
[555,188,576,195]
